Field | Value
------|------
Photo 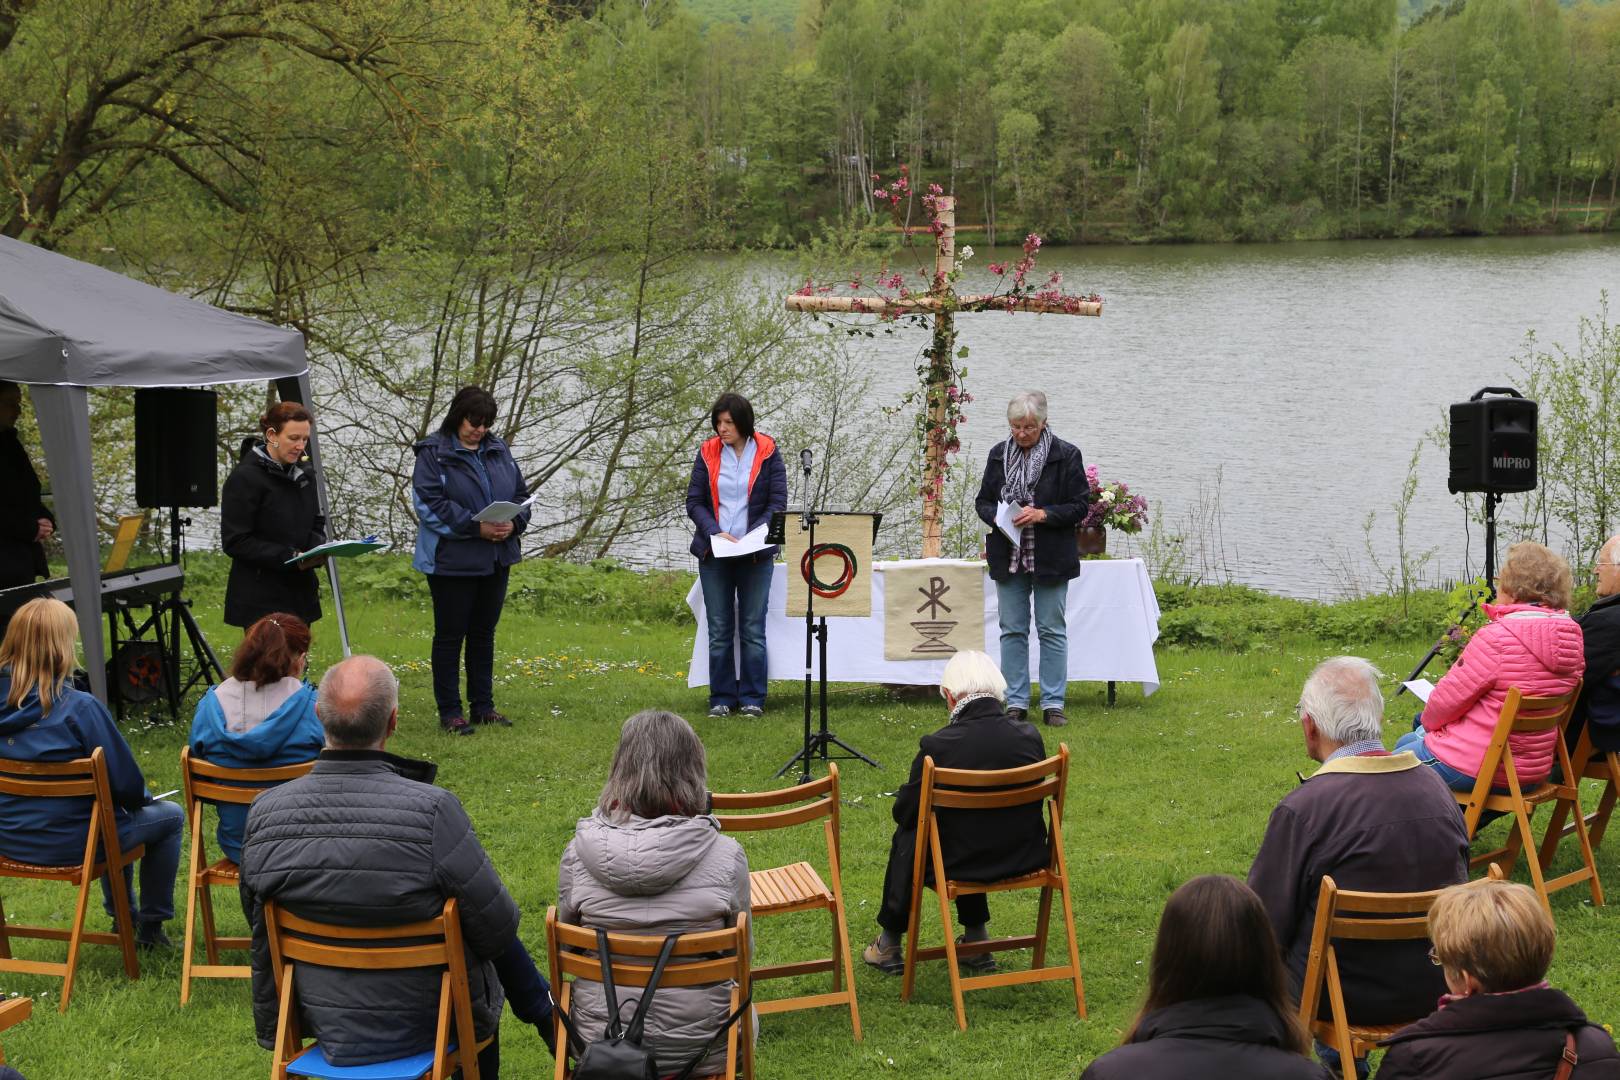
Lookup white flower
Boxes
[1099,489,1116,503]
[960,245,974,261]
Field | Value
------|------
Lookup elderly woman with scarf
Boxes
[974,391,1090,727]
[221,402,325,631]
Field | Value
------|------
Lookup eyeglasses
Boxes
[1427,946,1442,967]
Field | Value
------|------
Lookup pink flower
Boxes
[988,262,1006,275]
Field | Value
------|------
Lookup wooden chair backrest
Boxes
[181,746,316,808]
[1458,683,1581,829]
[0,748,122,867]
[1298,875,1443,1028]
[546,908,750,991]
[921,745,1068,818]
[712,763,840,862]
[265,898,478,1076]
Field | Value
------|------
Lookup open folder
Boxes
[473,494,538,523]
[284,537,389,565]
[711,523,769,558]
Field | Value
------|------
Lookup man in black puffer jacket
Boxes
[240,655,551,1076]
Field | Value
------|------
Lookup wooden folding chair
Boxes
[899,744,1085,1031]
[0,747,142,1012]
[1297,876,1442,1071]
[1539,722,1620,860]
[180,747,316,1003]
[545,907,753,1080]
[265,897,489,1080]
[1452,683,1603,913]
[711,762,860,1040]
[0,995,31,1065]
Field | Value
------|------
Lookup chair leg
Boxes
[1539,796,1575,875]
[1566,788,1606,906]
[1033,885,1053,969]
[62,872,96,1013]
[900,875,925,1004]
[831,898,862,1041]
[1051,842,1086,1020]
[929,835,968,1031]
[199,879,221,965]
[0,893,10,960]
[1590,766,1620,849]
[182,821,203,1004]
[1516,808,1554,916]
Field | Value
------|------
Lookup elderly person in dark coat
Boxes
[974,390,1089,727]
[240,655,552,1077]
[0,381,54,635]
[1566,533,1620,758]
[1377,879,1620,1079]
[862,650,1049,975]
[1247,656,1470,1079]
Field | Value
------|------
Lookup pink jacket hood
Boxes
[1421,603,1585,786]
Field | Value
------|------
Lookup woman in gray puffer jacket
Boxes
[557,710,752,1077]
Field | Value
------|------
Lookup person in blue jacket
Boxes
[685,392,788,717]
[188,612,323,863]
[0,598,183,947]
[412,386,530,736]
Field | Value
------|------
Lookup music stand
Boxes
[769,504,882,783]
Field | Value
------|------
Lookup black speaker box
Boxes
[134,388,218,508]
[1448,392,1537,494]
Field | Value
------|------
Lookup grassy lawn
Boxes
[1,571,1616,1078]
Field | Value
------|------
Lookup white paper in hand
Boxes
[995,501,1023,546]
[474,493,538,524]
[711,523,768,558]
[1403,678,1436,703]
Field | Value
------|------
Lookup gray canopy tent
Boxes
[0,235,349,702]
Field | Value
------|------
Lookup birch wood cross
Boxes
[784,195,1101,557]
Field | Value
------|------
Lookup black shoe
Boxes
[440,714,476,736]
[473,709,512,727]
[954,934,997,973]
[1043,708,1068,727]
[1007,707,1028,723]
[136,923,174,950]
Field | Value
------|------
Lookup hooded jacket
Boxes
[557,810,751,1075]
[0,673,149,865]
[1423,602,1586,785]
[1081,995,1332,1080]
[684,432,786,560]
[1377,986,1620,1080]
[240,750,519,1066]
[411,431,529,577]
[221,441,325,628]
[188,677,324,863]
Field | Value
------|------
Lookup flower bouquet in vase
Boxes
[1078,466,1149,556]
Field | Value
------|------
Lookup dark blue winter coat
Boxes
[411,431,530,577]
[188,679,324,863]
[685,432,788,560]
[0,672,151,865]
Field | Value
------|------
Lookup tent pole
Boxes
[30,385,109,701]
[277,375,351,657]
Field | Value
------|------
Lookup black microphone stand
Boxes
[1398,491,1501,695]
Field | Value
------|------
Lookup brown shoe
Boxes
[1043,708,1068,727]
[440,714,476,736]
[862,937,904,975]
[1007,707,1028,723]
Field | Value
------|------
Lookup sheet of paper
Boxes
[1403,678,1435,703]
[285,537,388,564]
[711,523,768,558]
[995,500,1023,546]
[473,494,538,524]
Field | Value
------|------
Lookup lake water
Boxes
[689,234,1620,599]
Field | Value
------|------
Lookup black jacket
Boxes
[0,427,51,586]
[240,750,520,1067]
[1377,987,1620,1080]
[1570,592,1620,753]
[974,435,1090,584]
[1081,995,1332,1080]
[221,442,324,628]
[892,696,1050,884]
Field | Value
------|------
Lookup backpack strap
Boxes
[1554,1030,1579,1080]
[595,929,625,1040]
[621,932,682,1046]
[666,992,753,1080]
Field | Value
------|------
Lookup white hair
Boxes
[1299,656,1386,745]
[1007,391,1048,424]
[940,650,1008,701]
[1605,535,1620,565]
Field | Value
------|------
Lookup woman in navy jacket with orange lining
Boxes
[686,392,787,717]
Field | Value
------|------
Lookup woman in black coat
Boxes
[1081,876,1331,1080]
[221,402,324,629]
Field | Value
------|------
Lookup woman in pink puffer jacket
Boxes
[1395,542,1584,791]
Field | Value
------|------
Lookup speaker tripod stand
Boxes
[111,508,222,722]
[1399,490,1502,694]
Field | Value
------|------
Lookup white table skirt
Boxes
[685,557,1161,695]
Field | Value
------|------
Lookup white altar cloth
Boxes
[685,557,1161,695]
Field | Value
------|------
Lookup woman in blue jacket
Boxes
[685,392,787,717]
[0,598,184,947]
[412,386,530,735]
[188,612,323,862]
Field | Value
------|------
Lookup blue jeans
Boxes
[101,799,184,925]
[1316,1038,1370,1079]
[699,553,774,709]
[995,574,1069,711]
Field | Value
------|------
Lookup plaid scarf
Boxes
[1000,425,1052,506]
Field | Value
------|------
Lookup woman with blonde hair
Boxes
[1377,879,1620,1078]
[1396,541,1585,791]
[0,598,183,947]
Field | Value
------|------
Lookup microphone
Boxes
[800,448,813,473]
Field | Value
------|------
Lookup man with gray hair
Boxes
[1247,656,1469,1078]
[1566,533,1620,757]
[240,655,552,1077]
